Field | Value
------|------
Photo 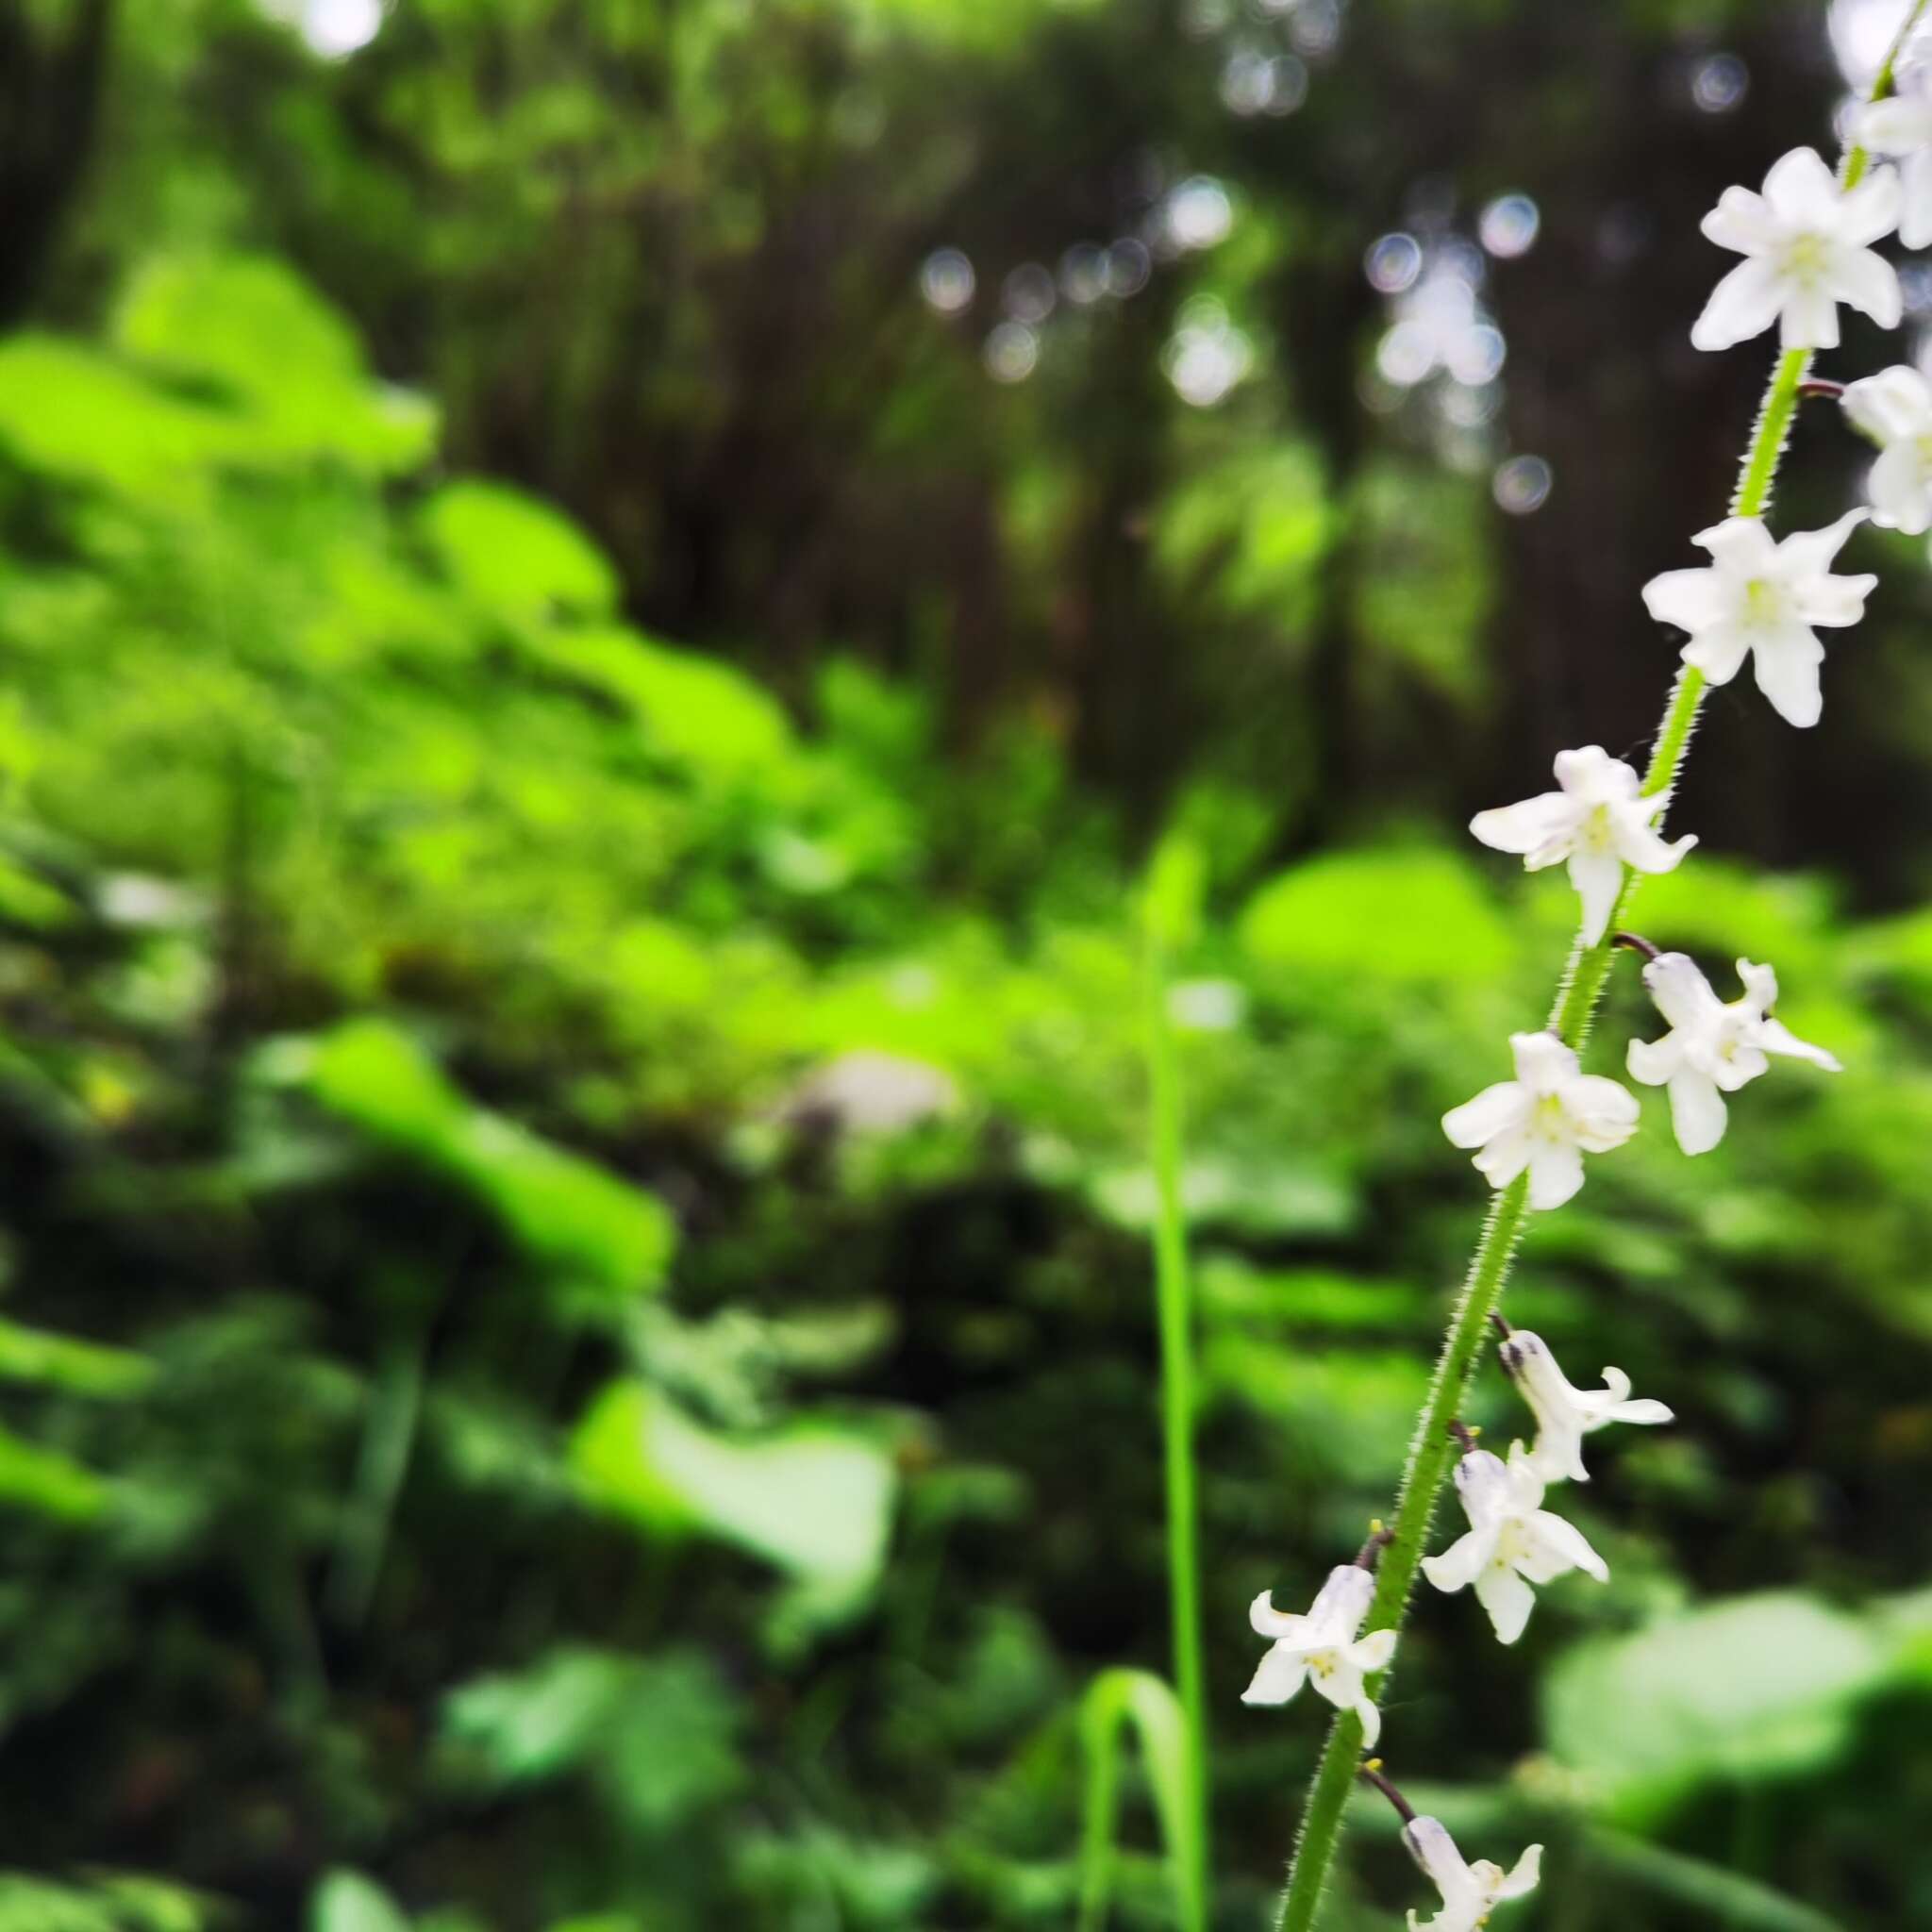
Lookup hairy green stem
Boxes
[1273,15,1928,1926]
[1147,925,1209,1932]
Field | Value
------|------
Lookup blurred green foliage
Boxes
[0,3,1930,1930]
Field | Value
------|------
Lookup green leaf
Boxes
[443,1644,743,1830]
[572,1381,896,1638]
[0,1425,110,1522]
[1075,1667,1197,1932]
[289,1021,675,1303]
[1240,847,1514,984]
[0,1319,153,1398]
[310,1872,411,1932]
[115,254,436,474]
[1582,1826,1846,1932]
[420,480,620,620]
[524,626,793,774]
[1544,1593,1887,1824]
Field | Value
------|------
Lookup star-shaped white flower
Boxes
[1641,512,1874,729]
[1499,1328,1674,1485]
[1242,1561,1396,1746]
[1402,1816,1542,1932]
[1690,145,1901,352]
[1421,1441,1607,1643]
[1470,745,1695,946]
[1852,70,1932,251]
[1625,952,1841,1156]
[1842,365,1932,535]
[1441,1031,1639,1211]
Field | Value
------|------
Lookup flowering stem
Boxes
[1272,14,1929,1927]
[1145,919,1209,1932]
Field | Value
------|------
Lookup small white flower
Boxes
[1690,146,1901,352]
[1626,952,1842,1156]
[1499,1329,1674,1485]
[1852,72,1932,250]
[1470,745,1695,946]
[1842,365,1932,534]
[1421,1442,1607,1643]
[1402,1816,1542,1932]
[1641,512,1874,729]
[1242,1561,1396,1746]
[1441,1031,1639,1212]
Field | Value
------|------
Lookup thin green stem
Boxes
[1273,11,1929,1925]
[1147,926,1208,1932]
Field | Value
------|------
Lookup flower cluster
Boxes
[1255,65,1914,1925]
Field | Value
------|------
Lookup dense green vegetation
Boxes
[2,2,1932,1928]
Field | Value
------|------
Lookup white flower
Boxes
[1690,146,1900,352]
[1441,1031,1639,1212]
[1470,745,1695,946]
[1842,365,1932,534]
[1626,952,1842,1156]
[1242,1561,1396,1746]
[1853,73,1932,250]
[1499,1328,1674,1485]
[1641,512,1874,729]
[1402,1816,1542,1932]
[1421,1441,1607,1643]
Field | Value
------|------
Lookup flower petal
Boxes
[1472,1126,1533,1191]
[1690,255,1786,352]
[1422,1524,1499,1594]
[1606,1397,1674,1425]
[1843,364,1932,442]
[1510,1030,1579,1093]
[1521,1509,1609,1584]
[1567,847,1624,947]
[1497,1844,1544,1902]
[1902,147,1932,249]
[1470,791,1575,858]
[1249,1590,1312,1642]
[1776,506,1868,577]
[1306,1561,1374,1638]
[1757,1016,1842,1071]
[1749,625,1826,728]
[1404,1817,1477,1904]
[1351,1626,1398,1672]
[1353,1695,1381,1751]
[1474,1561,1537,1644]
[1779,278,1841,351]
[1836,167,1902,250]
[1625,1031,1683,1087]
[1868,441,1932,533]
[1641,564,1728,632]
[1668,1068,1728,1155]
[1565,1074,1642,1151]
[1241,1641,1308,1706]
[1700,183,1778,253]
[1525,1139,1585,1210]
[1761,146,1840,224]
[1853,95,1932,158]
[1681,622,1753,685]
[1442,1081,1526,1150]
